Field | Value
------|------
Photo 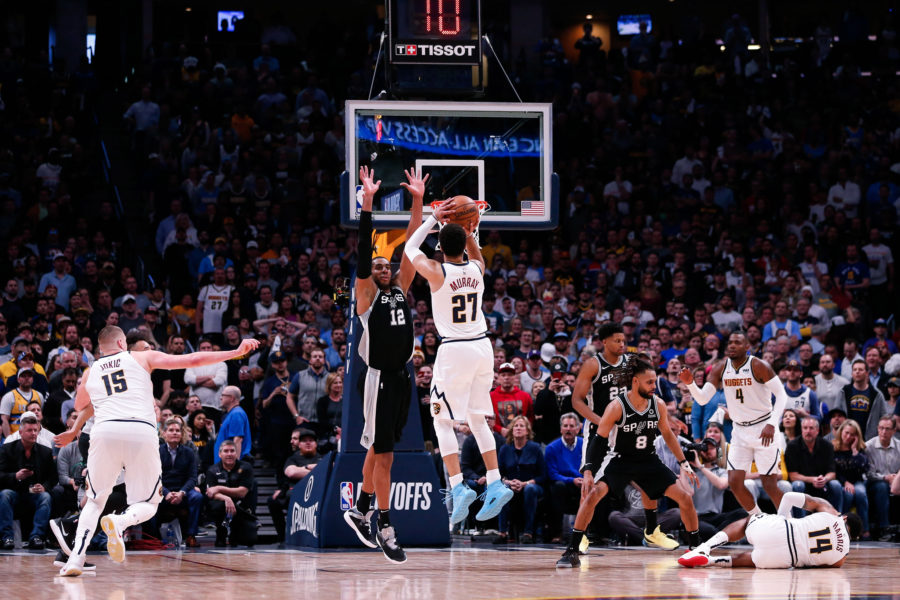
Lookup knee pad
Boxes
[433,418,459,456]
[467,413,496,454]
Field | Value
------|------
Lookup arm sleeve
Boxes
[763,376,788,428]
[357,210,373,279]
[776,491,807,517]
[403,216,437,263]
[686,381,716,406]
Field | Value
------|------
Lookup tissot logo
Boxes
[394,42,477,61]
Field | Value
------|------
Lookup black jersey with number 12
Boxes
[357,286,414,371]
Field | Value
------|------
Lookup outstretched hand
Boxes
[399,166,430,200]
[236,339,261,357]
[678,368,694,386]
[358,166,381,211]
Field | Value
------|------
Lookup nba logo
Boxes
[340,482,354,510]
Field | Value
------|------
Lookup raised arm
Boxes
[355,165,380,315]
[137,339,260,372]
[679,366,718,406]
[397,166,428,292]
[464,219,484,273]
[403,213,444,289]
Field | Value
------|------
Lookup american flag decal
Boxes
[520,200,545,216]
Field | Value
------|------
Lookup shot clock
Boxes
[388,0,482,65]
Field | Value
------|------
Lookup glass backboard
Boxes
[340,100,557,231]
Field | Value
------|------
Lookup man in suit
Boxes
[158,418,202,547]
[0,412,57,548]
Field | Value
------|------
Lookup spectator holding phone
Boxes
[259,351,296,474]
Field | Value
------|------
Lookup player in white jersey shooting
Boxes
[56,326,258,576]
[680,332,788,517]
[403,199,513,526]
[678,492,858,568]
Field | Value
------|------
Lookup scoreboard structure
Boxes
[388,0,482,65]
[386,0,484,96]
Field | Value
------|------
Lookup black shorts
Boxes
[581,430,608,474]
[359,366,411,454]
[599,455,677,500]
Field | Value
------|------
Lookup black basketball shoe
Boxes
[50,516,78,556]
[375,525,407,564]
[343,508,377,549]
[556,548,581,568]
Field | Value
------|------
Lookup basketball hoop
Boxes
[428,199,491,249]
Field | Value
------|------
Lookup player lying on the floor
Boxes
[678,492,861,569]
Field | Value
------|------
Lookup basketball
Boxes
[445,195,480,228]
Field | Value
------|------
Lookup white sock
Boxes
[711,555,733,567]
[69,498,105,559]
[118,502,159,528]
[747,504,761,516]
[486,469,501,485]
[449,473,463,488]
[701,531,729,552]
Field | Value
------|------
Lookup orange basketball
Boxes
[445,195,480,227]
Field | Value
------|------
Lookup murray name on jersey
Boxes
[447,276,480,292]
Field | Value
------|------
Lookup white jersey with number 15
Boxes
[84,351,156,427]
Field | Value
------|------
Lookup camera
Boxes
[680,437,717,463]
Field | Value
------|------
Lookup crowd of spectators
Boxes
[4,8,900,546]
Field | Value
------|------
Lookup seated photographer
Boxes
[205,440,257,547]
[687,437,748,538]
[608,484,682,545]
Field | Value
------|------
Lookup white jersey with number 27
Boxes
[431,261,487,339]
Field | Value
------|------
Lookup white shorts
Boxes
[746,514,794,569]
[430,337,494,421]
[86,421,162,506]
[727,421,781,474]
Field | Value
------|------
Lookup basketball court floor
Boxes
[4,542,897,600]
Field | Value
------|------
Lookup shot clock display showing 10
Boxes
[389,0,482,65]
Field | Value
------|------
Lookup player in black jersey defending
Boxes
[574,324,673,551]
[558,359,701,568]
[342,165,426,564]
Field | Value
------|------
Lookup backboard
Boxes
[340,100,557,231]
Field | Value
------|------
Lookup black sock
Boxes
[688,529,701,548]
[378,509,391,528]
[568,529,585,551]
[357,491,372,514]
[644,509,658,533]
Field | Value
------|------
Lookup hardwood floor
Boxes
[4,544,898,600]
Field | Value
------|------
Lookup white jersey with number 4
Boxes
[431,261,487,339]
[85,351,156,427]
[722,356,773,424]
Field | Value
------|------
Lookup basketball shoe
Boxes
[448,483,477,524]
[53,551,95,571]
[343,508,377,548]
[100,515,125,563]
[556,548,581,568]
[643,525,680,550]
[475,481,513,521]
[50,516,78,556]
[375,525,407,564]
[678,547,711,567]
